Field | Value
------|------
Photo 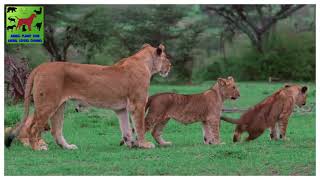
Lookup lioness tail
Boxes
[5,68,37,148]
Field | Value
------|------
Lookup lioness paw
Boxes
[33,144,48,151]
[64,144,78,150]
[282,137,290,141]
[39,146,48,151]
[138,141,155,149]
[159,141,172,146]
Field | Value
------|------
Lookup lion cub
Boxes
[221,84,308,142]
[144,77,240,145]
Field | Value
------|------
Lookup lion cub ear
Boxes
[301,86,308,93]
[159,44,165,51]
[227,76,234,81]
[156,44,165,56]
[217,78,227,86]
[142,43,151,48]
[156,47,162,56]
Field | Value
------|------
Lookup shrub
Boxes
[200,30,315,81]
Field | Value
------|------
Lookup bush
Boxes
[200,30,315,81]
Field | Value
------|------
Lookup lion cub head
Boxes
[284,84,308,107]
[217,76,240,100]
[153,44,172,77]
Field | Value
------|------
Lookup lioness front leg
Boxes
[130,102,155,149]
[116,109,135,147]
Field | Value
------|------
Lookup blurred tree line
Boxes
[5,5,315,85]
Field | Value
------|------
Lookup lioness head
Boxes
[217,76,240,100]
[152,44,172,77]
[285,84,308,107]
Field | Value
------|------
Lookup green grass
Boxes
[4,82,316,175]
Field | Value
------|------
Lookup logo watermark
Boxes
[6,6,44,44]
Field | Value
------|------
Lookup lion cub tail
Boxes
[221,116,241,124]
[5,68,37,148]
[145,95,154,112]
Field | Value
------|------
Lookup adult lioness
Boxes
[5,44,171,150]
[221,84,308,142]
[143,77,240,145]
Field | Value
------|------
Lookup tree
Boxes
[41,5,210,82]
[43,5,102,61]
[173,19,207,82]
[43,5,74,61]
[5,55,30,104]
[202,5,305,53]
[72,5,203,81]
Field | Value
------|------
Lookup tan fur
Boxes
[221,84,308,142]
[144,77,240,145]
[7,44,171,150]
[6,115,50,147]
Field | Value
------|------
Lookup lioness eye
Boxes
[233,86,236,89]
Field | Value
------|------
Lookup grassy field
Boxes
[4,82,316,175]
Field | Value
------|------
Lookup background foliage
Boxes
[4,4,315,102]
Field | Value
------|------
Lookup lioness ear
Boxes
[301,86,308,94]
[284,84,291,88]
[156,47,162,56]
[217,78,226,86]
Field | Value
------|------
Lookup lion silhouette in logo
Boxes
[16,14,37,31]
